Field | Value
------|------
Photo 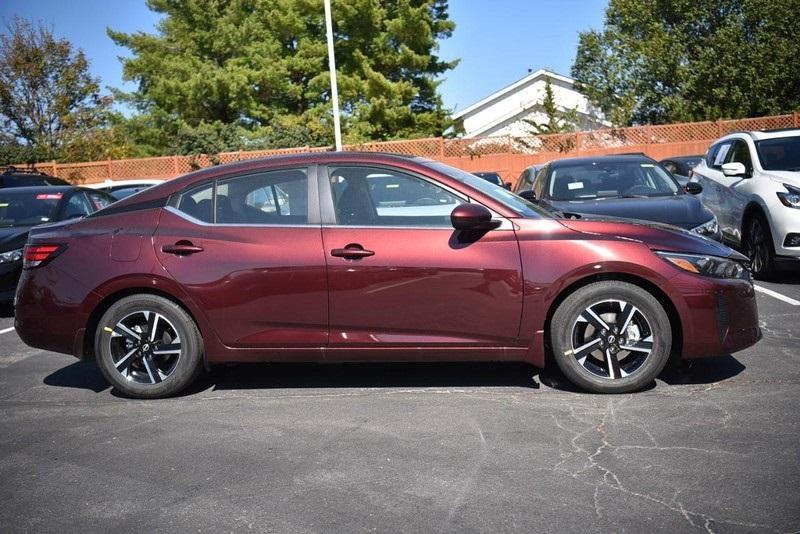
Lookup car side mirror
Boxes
[722,162,747,177]
[684,182,703,195]
[518,190,536,202]
[450,203,501,231]
[504,182,512,190]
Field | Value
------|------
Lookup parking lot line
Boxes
[754,285,800,306]
[0,327,14,335]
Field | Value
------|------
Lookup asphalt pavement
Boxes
[1,276,799,533]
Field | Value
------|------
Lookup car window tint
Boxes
[87,191,114,211]
[727,140,753,173]
[711,142,732,168]
[548,162,678,200]
[532,167,547,199]
[177,183,215,223]
[216,169,308,224]
[62,193,93,218]
[328,166,462,227]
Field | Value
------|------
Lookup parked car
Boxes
[659,156,704,186]
[14,153,759,398]
[472,171,509,189]
[0,167,69,187]
[520,155,721,241]
[513,164,544,194]
[0,186,115,301]
[86,179,165,200]
[690,129,800,277]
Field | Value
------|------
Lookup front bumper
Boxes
[0,261,22,302]
[670,273,761,359]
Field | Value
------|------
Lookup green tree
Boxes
[109,0,457,155]
[571,0,800,125]
[523,77,580,135]
[0,17,119,164]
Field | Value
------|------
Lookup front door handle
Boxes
[330,244,374,259]
[162,241,204,255]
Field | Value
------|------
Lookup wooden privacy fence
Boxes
[11,112,800,187]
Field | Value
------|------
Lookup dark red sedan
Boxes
[14,153,760,397]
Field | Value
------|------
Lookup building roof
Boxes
[452,69,576,120]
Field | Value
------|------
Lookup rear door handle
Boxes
[162,242,204,255]
[330,244,374,259]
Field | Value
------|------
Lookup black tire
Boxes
[549,281,672,394]
[94,294,203,398]
[742,212,775,280]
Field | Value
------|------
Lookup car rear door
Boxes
[153,165,329,350]
[319,163,523,358]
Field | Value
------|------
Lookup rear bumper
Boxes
[14,266,94,358]
[672,274,761,359]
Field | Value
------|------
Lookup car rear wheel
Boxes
[95,295,203,398]
[550,281,672,393]
[743,213,775,279]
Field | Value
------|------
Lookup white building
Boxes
[451,69,608,138]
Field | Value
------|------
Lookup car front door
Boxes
[153,166,329,350]
[319,164,524,359]
[693,141,732,239]
[717,139,755,244]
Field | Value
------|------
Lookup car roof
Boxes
[660,155,702,162]
[721,128,800,141]
[548,154,657,167]
[0,185,82,193]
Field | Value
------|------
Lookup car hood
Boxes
[556,217,746,261]
[547,195,713,229]
[0,226,32,252]
[764,171,800,188]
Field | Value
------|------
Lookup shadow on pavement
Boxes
[659,355,745,385]
[196,361,543,393]
[43,361,110,393]
[43,356,746,397]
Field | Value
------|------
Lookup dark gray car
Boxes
[520,155,721,241]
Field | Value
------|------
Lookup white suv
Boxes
[690,129,800,278]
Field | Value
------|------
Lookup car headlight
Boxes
[0,248,23,264]
[691,215,718,237]
[655,251,749,280]
[777,183,800,209]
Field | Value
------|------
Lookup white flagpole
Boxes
[324,0,343,151]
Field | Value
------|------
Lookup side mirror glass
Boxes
[684,182,703,195]
[518,190,537,202]
[450,203,501,232]
[722,162,747,177]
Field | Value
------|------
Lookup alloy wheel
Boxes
[746,218,768,274]
[570,299,654,380]
[107,310,182,384]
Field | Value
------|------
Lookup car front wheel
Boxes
[743,213,775,279]
[95,294,203,398]
[550,281,672,393]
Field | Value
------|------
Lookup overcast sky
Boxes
[1,0,606,113]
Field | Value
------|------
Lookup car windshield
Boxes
[423,159,553,218]
[754,137,800,171]
[548,161,679,201]
[0,191,61,227]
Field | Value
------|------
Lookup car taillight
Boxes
[23,244,64,269]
